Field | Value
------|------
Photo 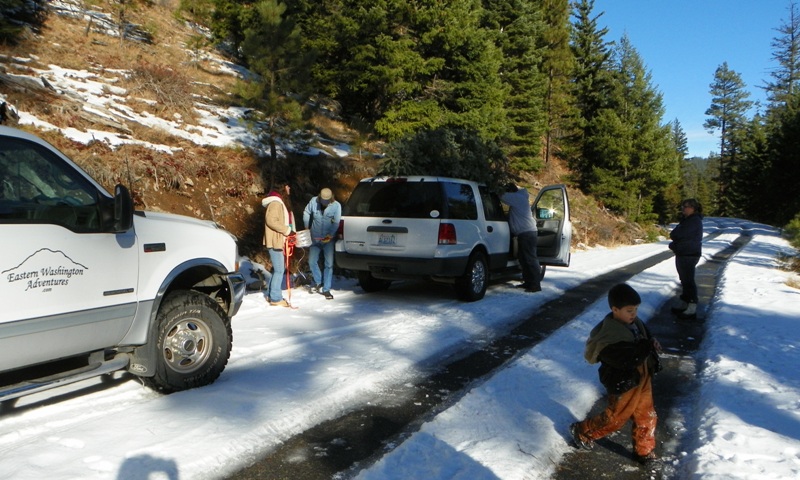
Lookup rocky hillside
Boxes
[0,0,654,267]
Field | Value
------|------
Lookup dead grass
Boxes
[126,59,196,117]
[779,253,800,290]
[0,0,654,258]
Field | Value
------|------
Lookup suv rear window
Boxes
[343,180,478,220]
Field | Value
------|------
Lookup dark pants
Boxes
[517,230,542,288]
[675,255,700,304]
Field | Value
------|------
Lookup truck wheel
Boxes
[455,251,488,302]
[144,290,232,393]
[358,271,392,293]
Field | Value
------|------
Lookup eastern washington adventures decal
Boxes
[2,248,88,293]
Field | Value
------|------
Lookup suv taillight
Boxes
[438,223,457,245]
[337,219,344,238]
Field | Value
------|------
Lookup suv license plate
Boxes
[378,233,397,246]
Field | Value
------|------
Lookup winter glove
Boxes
[321,235,332,243]
[286,232,297,246]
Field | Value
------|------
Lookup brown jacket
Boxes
[262,195,292,249]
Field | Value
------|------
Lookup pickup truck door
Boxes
[533,184,571,267]
[0,135,139,370]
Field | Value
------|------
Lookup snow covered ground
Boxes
[2,41,799,480]
[1,217,798,480]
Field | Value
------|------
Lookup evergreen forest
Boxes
[3,0,800,237]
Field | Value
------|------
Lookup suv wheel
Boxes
[358,271,392,293]
[455,251,488,302]
[144,290,232,393]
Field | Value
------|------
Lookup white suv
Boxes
[335,176,571,301]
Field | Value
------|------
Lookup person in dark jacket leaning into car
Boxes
[668,198,703,320]
[570,283,662,468]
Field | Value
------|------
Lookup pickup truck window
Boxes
[0,138,103,232]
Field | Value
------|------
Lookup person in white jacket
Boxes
[262,182,295,307]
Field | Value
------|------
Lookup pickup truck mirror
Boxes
[113,184,134,232]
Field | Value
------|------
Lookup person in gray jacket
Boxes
[302,188,341,299]
[501,183,542,292]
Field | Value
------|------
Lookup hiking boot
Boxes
[569,423,593,451]
[525,284,542,293]
[269,299,291,307]
[634,451,660,469]
[308,284,321,294]
[322,290,334,300]
[515,282,532,289]
[677,302,697,320]
[670,299,688,314]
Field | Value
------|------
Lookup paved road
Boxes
[229,247,690,479]
[552,233,750,480]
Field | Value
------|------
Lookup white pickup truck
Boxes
[0,126,245,401]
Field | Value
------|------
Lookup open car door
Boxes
[532,184,571,267]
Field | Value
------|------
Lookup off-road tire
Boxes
[357,271,392,293]
[455,251,488,302]
[143,290,232,393]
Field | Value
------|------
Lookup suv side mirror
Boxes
[536,207,554,219]
[113,184,134,232]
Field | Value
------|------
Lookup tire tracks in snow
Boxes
[552,230,752,480]
[230,230,742,480]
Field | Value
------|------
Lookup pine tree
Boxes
[756,2,800,225]
[240,0,311,186]
[480,0,547,171]
[657,119,688,221]
[732,115,769,220]
[764,99,800,225]
[704,62,753,216]
[568,0,615,190]
[765,1,800,111]
[671,119,688,159]
[381,127,508,184]
[538,0,575,165]
[569,22,674,222]
[374,0,509,143]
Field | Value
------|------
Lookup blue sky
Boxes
[594,0,792,158]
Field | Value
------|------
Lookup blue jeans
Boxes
[308,240,335,292]
[268,248,285,302]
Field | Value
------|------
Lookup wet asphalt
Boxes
[229,232,746,480]
[553,233,750,480]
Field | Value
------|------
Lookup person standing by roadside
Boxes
[501,183,542,292]
[262,181,295,307]
[669,198,703,320]
[303,187,341,300]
